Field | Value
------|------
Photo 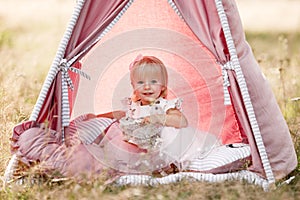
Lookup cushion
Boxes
[186,143,251,173]
[69,116,114,144]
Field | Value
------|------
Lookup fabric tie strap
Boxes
[221,61,235,105]
[59,59,91,141]
[59,59,91,90]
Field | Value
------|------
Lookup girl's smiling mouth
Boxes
[143,92,154,95]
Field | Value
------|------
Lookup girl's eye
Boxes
[137,81,144,85]
[150,80,158,84]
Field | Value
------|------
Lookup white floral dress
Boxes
[84,97,219,174]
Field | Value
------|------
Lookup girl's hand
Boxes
[143,114,166,125]
[143,109,188,128]
[85,113,97,121]
[142,116,150,124]
[96,110,126,120]
[111,110,126,120]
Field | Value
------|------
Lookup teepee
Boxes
[4,0,297,190]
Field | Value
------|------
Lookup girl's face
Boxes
[131,65,166,105]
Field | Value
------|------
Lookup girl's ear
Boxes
[161,86,168,98]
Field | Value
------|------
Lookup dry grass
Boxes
[0,0,300,199]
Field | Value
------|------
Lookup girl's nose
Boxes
[143,82,150,89]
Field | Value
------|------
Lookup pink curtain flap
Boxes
[175,0,297,179]
[65,0,130,60]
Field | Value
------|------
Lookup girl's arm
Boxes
[84,111,126,121]
[144,108,188,128]
[96,110,126,120]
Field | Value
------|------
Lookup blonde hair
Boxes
[130,55,168,102]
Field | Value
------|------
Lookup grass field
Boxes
[1,1,300,199]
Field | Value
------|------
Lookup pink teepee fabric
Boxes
[8,0,297,183]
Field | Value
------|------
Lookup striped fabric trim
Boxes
[29,0,85,121]
[61,69,70,127]
[57,0,135,130]
[60,59,91,131]
[69,66,90,80]
[60,0,134,131]
[167,0,184,20]
[3,154,19,184]
[168,0,232,106]
[67,0,134,68]
[214,0,275,184]
[69,116,114,144]
[115,170,269,191]
[61,76,69,142]
[4,0,85,177]
[187,144,250,171]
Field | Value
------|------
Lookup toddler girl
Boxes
[82,55,218,175]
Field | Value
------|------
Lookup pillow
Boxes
[186,143,251,173]
[69,117,114,144]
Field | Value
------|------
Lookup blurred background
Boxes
[237,0,300,32]
[1,0,299,67]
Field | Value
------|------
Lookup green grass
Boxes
[0,15,300,200]
[1,178,299,200]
